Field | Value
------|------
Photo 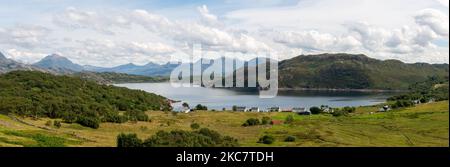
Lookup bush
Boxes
[242,118,260,127]
[342,106,356,113]
[258,135,275,144]
[332,109,348,117]
[194,104,208,111]
[76,117,100,129]
[261,116,272,125]
[45,120,52,126]
[309,106,322,114]
[285,115,294,124]
[284,136,296,142]
[392,100,414,109]
[117,133,143,147]
[140,128,239,147]
[54,120,61,128]
[190,123,200,129]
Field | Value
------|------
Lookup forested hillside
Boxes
[0,71,171,128]
[278,53,449,90]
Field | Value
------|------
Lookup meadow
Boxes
[0,101,448,147]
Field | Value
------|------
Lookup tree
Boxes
[242,118,260,126]
[309,106,322,114]
[232,105,237,111]
[117,133,142,147]
[194,104,208,111]
[258,135,275,144]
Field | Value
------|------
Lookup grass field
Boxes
[0,101,448,147]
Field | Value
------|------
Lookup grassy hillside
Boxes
[73,72,169,84]
[1,101,447,147]
[0,71,171,129]
[278,53,449,90]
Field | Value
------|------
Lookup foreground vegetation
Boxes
[0,101,447,147]
[0,71,171,129]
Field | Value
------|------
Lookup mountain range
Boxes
[1,51,449,90]
[275,53,448,90]
[0,52,47,74]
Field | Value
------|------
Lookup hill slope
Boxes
[278,53,449,90]
[73,72,168,84]
[0,52,46,74]
[0,71,171,128]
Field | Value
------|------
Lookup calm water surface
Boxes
[116,83,398,110]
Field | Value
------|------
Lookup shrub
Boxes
[194,104,208,111]
[45,120,52,126]
[284,136,296,142]
[261,116,271,125]
[190,123,200,129]
[76,117,100,129]
[258,135,275,144]
[53,120,61,128]
[342,106,356,113]
[232,105,237,111]
[309,106,322,114]
[242,118,260,127]
[140,128,239,147]
[285,115,294,124]
[332,109,348,117]
[117,133,142,147]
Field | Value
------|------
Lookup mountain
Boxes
[277,53,449,90]
[227,53,448,90]
[0,52,45,74]
[33,54,84,73]
[73,71,169,84]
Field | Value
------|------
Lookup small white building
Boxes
[235,106,247,112]
[249,107,260,112]
[268,107,281,112]
[293,107,311,115]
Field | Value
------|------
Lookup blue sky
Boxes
[0,0,448,66]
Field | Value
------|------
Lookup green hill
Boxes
[0,71,171,128]
[278,53,449,90]
[73,72,169,84]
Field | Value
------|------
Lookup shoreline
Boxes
[277,87,409,92]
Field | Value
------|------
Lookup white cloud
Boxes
[415,8,449,37]
[1,2,448,65]
[0,25,51,48]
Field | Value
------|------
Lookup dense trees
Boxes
[0,71,171,128]
[309,107,322,114]
[388,76,449,105]
[117,128,239,147]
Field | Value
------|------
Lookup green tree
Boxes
[258,135,275,144]
[117,133,142,147]
[309,106,322,114]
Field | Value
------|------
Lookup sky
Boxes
[0,0,448,67]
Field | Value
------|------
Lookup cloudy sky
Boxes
[0,0,448,67]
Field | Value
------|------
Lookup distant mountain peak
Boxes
[33,54,84,72]
[0,52,6,60]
